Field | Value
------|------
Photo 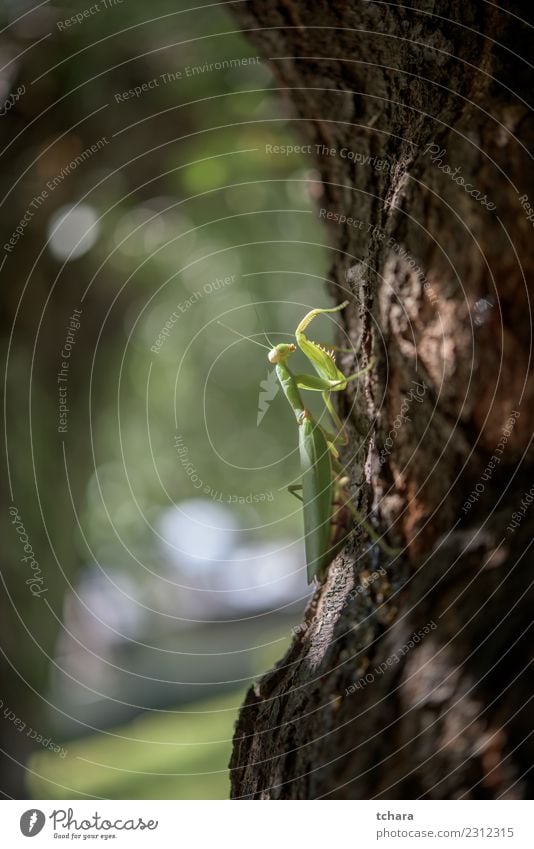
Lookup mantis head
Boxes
[268,343,296,364]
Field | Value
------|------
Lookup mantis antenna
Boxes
[245,288,276,349]
[252,303,275,349]
[216,320,272,351]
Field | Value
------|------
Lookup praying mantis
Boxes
[220,301,397,583]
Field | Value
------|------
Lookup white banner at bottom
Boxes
[3,800,532,848]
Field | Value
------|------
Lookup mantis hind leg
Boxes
[330,470,399,557]
[340,494,399,557]
[325,356,377,446]
[288,483,303,503]
[340,356,375,385]
[323,392,347,447]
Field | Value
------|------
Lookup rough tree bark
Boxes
[229,1,534,799]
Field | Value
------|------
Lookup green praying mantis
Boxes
[220,301,398,583]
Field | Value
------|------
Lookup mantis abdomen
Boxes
[299,413,334,582]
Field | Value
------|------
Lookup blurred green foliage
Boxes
[1,0,334,799]
[30,690,244,800]
[29,624,291,800]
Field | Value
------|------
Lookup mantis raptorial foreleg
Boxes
[295,357,376,446]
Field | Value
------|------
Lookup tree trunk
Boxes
[229,0,534,799]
